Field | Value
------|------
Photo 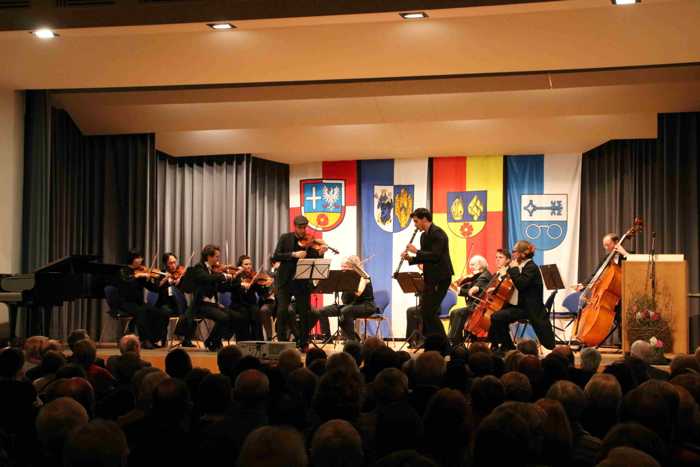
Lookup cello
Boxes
[574,217,643,346]
[464,269,516,339]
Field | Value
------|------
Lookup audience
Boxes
[3,330,700,467]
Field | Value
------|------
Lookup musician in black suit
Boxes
[156,252,195,347]
[272,215,327,350]
[187,244,244,351]
[576,233,630,291]
[118,251,170,349]
[226,254,270,341]
[489,240,554,351]
[447,254,493,345]
[401,208,453,339]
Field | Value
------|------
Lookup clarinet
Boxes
[393,228,419,278]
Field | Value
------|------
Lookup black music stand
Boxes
[395,272,425,351]
[540,264,566,344]
[313,270,362,348]
[294,259,331,281]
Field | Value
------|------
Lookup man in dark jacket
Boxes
[272,215,328,350]
[402,208,453,339]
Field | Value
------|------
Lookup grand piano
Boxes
[0,255,128,340]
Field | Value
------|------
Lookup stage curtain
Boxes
[580,112,700,349]
[154,153,288,271]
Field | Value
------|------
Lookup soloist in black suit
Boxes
[408,223,454,338]
[272,232,323,347]
[489,259,554,350]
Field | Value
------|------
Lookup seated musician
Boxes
[447,255,492,346]
[315,256,377,342]
[118,251,170,349]
[576,233,630,291]
[489,240,554,352]
[257,258,279,340]
[187,244,244,352]
[226,255,272,341]
[156,252,194,347]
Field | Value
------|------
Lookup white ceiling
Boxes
[4,0,700,162]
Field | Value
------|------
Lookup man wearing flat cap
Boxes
[272,215,327,351]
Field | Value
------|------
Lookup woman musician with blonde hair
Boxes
[313,255,377,342]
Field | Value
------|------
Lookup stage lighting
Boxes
[400,12,428,20]
[32,28,57,39]
[611,0,640,5]
[208,23,235,30]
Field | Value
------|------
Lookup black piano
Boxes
[0,255,128,340]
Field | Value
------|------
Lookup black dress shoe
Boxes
[181,340,196,348]
[142,340,155,350]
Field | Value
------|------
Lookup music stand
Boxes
[394,272,425,351]
[540,264,567,344]
[294,259,331,281]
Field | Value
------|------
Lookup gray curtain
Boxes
[154,153,288,270]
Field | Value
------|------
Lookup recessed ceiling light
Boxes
[400,12,428,20]
[32,28,57,39]
[611,0,640,5]
[208,23,235,30]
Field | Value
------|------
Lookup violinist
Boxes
[272,215,328,351]
[257,258,280,340]
[186,244,244,351]
[117,250,170,349]
[488,241,554,352]
[313,256,377,342]
[226,255,272,341]
[156,252,194,347]
[447,255,493,346]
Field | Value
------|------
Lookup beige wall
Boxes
[0,89,23,330]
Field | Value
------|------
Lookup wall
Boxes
[0,89,23,334]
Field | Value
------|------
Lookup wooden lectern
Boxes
[621,254,688,354]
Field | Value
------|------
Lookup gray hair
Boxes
[118,334,140,355]
[580,347,602,372]
[470,255,488,271]
[630,340,653,363]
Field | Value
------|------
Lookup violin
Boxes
[240,270,274,288]
[212,262,242,277]
[298,234,339,254]
[131,265,165,280]
[164,264,186,283]
[450,273,478,293]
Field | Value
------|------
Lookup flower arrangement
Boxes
[626,293,673,353]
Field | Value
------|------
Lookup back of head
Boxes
[198,373,232,415]
[184,367,212,403]
[671,373,700,405]
[585,373,622,409]
[516,339,539,356]
[111,351,146,385]
[580,347,602,372]
[630,340,653,363]
[597,446,661,467]
[468,351,494,377]
[71,339,96,369]
[287,368,318,407]
[152,378,191,423]
[504,350,525,372]
[277,348,303,376]
[423,388,469,441]
[373,368,409,406]
[546,380,586,424]
[217,345,243,378]
[0,346,25,378]
[501,371,533,402]
[50,377,95,418]
[54,364,87,380]
[313,369,363,423]
[238,426,307,467]
[364,346,399,381]
[305,347,327,367]
[600,422,667,465]
[362,336,385,361]
[67,330,89,352]
[415,351,445,386]
[136,370,169,408]
[470,375,505,418]
[63,420,128,467]
[603,360,639,394]
[535,398,573,464]
[619,385,674,442]
[342,341,363,367]
[372,450,437,467]
[311,419,363,467]
[552,345,575,367]
[164,348,193,379]
[474,408,530,467]
[118,334,140,356]
[325,351,359,376]
[670,354,700,378]
[234,369,270,404]
[36,397,89,457]
[40,350,66,375]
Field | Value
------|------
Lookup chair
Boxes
[358,289,390,341]
[553,291,581,344]
[100,285,134,342]
[439,289,458,334]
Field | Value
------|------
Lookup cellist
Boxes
[489,240,554,352]
[447,255,493,346]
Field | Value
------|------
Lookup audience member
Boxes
[238,426,308,467]
[36,397,89,465]
[501,371,532,402]
[63,420,128,467]
[311,419,364,467]
[164,347,193,379]
[582,373,622,439]
[71,339,115,396]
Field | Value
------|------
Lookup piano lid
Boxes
[1,274,35,292]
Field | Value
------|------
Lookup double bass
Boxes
[575,217,643,346]
[464,269,516,339]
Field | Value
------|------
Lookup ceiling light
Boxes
[32,28,57,39]
[611,0,640,5]
[208,23,235,30]
[400,12,428,20]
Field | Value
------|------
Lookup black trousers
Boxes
[406,305,422,340]
[258,301,276,340]
[419,279,450,338]
[276,281,313,346]
[191,303,233,344]
[230,303,259,341]
[317,302,377,340]
[488,305,529,349]
[121,302,170,343]
[448,306,471,344]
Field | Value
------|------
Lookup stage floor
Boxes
[97,341,654,374]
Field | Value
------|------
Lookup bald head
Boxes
[630,340,653,363]
[118,334,140,356]
[311,420,363,467]
[277,349,303,376]
[234,369,270,403]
